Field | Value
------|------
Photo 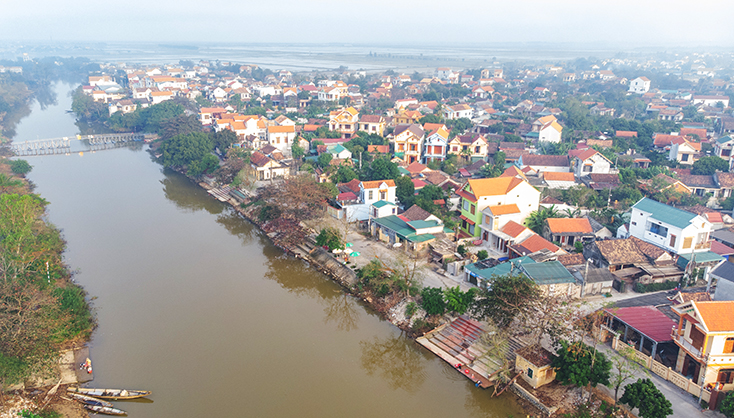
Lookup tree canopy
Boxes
[619,378,673,418]
[691,155,728,175]
[551,340,611,388]
[159,132,214,169]
[470,273,541,327]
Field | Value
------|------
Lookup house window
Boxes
[470,204,475,215]
[669,234,677,247]
[682,237,693,249]
[463,199,470,211]
[649,223,668,237]
[380,191,386,200]
[527,368,534,379]
[681,154,689,162]
[725,338,734,354]
[368,190,374,200]
[583,165,592,172]
[475,146,480,153]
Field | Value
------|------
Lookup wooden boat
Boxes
[82,404,127,416]
[67,392,114,407]
[67,387,151,399]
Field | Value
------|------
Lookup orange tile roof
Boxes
[501,220,527,238]
[361,180,396,189]
[694,301,734,333]
[487,204,520,215]
[546,218,593,234]
[518,234,559,253]
[543,172,575,182]
[466,177,526,198]
[268,125,295,133]
[500,166,527,180]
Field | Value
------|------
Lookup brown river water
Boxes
[16,82,525,417]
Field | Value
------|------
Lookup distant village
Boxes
[78,53,734,414]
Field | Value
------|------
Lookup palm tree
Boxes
[524,204,565,234]
[0,173,23,194]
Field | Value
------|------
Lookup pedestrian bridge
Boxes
[9,133,156,156]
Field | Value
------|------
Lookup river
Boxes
[16,82,525,417]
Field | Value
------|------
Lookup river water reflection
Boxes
[20,83,525,417]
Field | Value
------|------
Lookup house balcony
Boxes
[672,330,705,361]
[694,241,711,250]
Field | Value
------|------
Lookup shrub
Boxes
[444,286,477,315]
[405,302,417,318]
[420,287,446,316]
[476,250,488,260]
[721,391,734,417]
[9,159,32,175]
[457,244,467,257]
[634,280,678,293]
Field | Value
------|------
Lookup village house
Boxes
[629,198,713,256]
[715,136,734,162]
[392,124,425,164]
[370,206,451,254]
[543,218,595,249]
[150,91,174,104]
[628,77,651,94]
[393,109,423,125]
[328,107,360,138]
[266,125,296,154]
[672,301,734,390]
[358,115,386,136]
[248,151,289,181]
[443,103,474,120]
[573,149,614,177]
[199,107,227,126]
[669,137,701,165]
[457,177,540,238]
[528,115,563,143]
[422,123,450,163]
[448,134,488,163]
[517,154,570,174]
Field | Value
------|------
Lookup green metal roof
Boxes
[465,256,536,280]
[521,261,576,285]
[632,197,696,230]
[676,251,724,269]
[372,200,396,208]
[717,136,733,144]
[330,144,348,154]
[407,220,440,230]
[398,167,410,175]
[372,215,437,243]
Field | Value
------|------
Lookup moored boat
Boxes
[82,404,127,416]
[68,392,114,407]
[68,387,151,399]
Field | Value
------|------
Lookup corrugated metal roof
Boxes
[605,306,676,343]
[632,197,697,229]
[520,261,576,285]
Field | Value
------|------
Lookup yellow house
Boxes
[514,345,556,389]
[328,107,359,138]
[672,300,734,390]
[394,109,423,125]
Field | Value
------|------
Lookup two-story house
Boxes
[328,107,360,138]
[358,115,386,136]
[573,149,614,177]
[672,300,734,389]
[628,197,712,256]
[715,136,734,162]
[266,125,296,154]
[393,124,425,164]
[669,137,701,165]
[448,134,488,163]
[530,115,563,143]
[443,104,474,120]
[457,177,540,238]
[422,123,450,163]
[628,77,651,94]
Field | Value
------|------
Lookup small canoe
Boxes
[68,387,151,399]
[68,392,114,407]
[82,404,127,416]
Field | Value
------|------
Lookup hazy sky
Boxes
[2,0,733,47]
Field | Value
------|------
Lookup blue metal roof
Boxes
[632,198,697,230]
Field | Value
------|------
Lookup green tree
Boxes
[691,155,729,175]
[331,165,358,184]
[365,157,400,181]
[477,250,488,260]
[619,378,673,418]
[315,227,344,251]
[720,390,734,418]
[159,114,201,141]
[159,132,214,168]
[209,129,237,152]
[610,346,648,403]
[291,142,305,160]
[470,274,541,327]
[420,287,446,316]
[551,340,611,388]
[524,205,565,234]
[317,152,333,168]
[443,287,477,315]
[395,175,415,207]
[8,160,32,176]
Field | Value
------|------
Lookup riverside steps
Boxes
[417,316,524,389]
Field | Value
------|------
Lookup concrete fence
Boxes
[611,336,711,403]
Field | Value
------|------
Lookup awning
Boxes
[459,215,476,225]
[612,267,642,278]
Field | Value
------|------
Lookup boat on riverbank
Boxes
[67,387,151,399]
[67,392,114,407]
[82,404,127,416]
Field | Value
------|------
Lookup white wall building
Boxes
[628,198,712,256]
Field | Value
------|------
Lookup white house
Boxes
[533,115,563,143]
[628,77,651,94]
[692,95,730,108]
[341,180,398,222]
[443,104,474,120]
[668,137,701,165]
[573,149,613,177]
[714,136,734,162]
[266,125,296,154]
[628,197,712,256]
[422,123,450,163]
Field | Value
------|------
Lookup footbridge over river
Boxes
[8,133,157,156]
